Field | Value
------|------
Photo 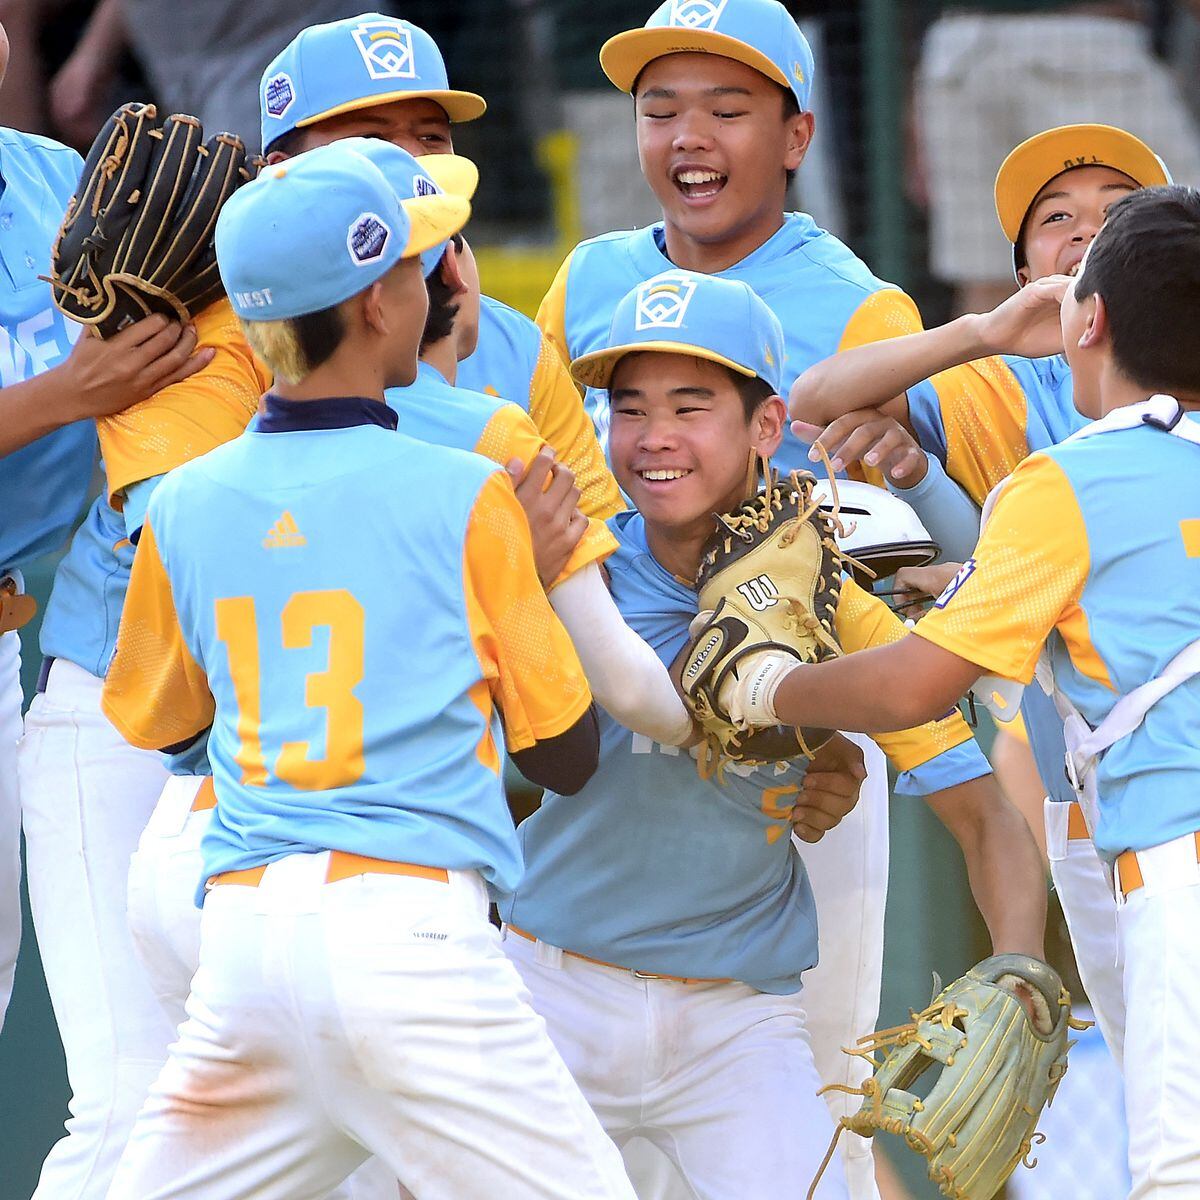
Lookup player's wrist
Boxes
[722,652,802,728]
[956,312,999,359]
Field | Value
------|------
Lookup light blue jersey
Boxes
[502,510,990,993]
[104,395,592,902]
[0,130,92,572]
[918,400,1200,860]
[545,214,938,476]
[457,294,540,411]
[388,360,513,450]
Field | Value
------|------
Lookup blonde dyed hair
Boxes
[239,317,312,385]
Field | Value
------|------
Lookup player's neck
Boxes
[273,347,386,404]
[643,521,708,585]
[661,209,785,275]
[1095,362,1200,417]
[420,338,458,386]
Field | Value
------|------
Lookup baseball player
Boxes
[17,152,270,1200]
[759,184,1200,1199]
[789,123,1175,1067]
[102,140,636,1200]
[499,269,1047,1200]
[533,7,979,1188]
[258,12,622,521]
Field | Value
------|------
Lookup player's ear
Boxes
[751,395,787,458]
[360,279,388,336]
[1078,292,1108,351]
[437,239,469,299]
[785,110,814,173]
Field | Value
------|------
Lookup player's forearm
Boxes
[0,367,87,455]
[770,639,968,734]
[928,776,1047,960]
[549,565,693,746]
[789,315,992,426]
[890,454,981,563]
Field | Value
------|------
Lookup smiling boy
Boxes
[502,269,1046,1200]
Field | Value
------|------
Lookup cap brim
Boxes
[401,194,471,258]
[995,124,1170,243]
[416,153,479,200]
[599,27,790,94]
[571,340,757,390]
[299,88,487,129]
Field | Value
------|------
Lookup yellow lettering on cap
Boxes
[648,284,681,295]
[1181,519,1200,557]
[792,62,805,84]
[764,345,775,367]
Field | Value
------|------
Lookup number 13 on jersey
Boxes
[214,589,365,790]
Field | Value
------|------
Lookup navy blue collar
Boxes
[258,392,398,433]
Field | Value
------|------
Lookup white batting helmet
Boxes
[812,479,939,584]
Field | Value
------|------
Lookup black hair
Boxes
[262,127,309,159]
[420,233,467,351]
[1073,184,1200,395]
[731,369,775,421]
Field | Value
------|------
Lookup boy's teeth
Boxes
[1068,263,1080,276]
[642,468,690,481]
[677,170,722,184]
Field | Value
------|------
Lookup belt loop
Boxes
[535,939,564,970]
[36,656,56,694]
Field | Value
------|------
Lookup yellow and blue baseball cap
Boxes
[600,0,814,112]
[571,270,784,391]
[995,124,1171,245]
[337,139,478,276]
[217,141,470,322]
[260,14,486,153]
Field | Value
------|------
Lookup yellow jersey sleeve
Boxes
[915,454,1099,686]
[475,404,618,588]
[834,578,975,772]
[528,334,624,520]
[463,471,592,752]
[535,249,575,372]
[101,517,214,750]
[924,357,1033,506]
[97,298,271,505]
[838,290,928,488]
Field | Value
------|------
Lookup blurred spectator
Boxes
[47,0,393,153]
[913,1,1200,315]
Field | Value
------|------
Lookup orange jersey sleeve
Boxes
[834,578,976,772]
[475,404,618,587]
[463,471,592,752]
[536,249,574,373]
[915,454,1099,686]
[101,517,214,750]
[97,298,271,505]
[838,290,929,489]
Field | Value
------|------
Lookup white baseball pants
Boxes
[503,925,850,1200]
[1044,799,1126,1067]
[110,852,636,1200]
[18,658,174,1200]
[0,626,23,1032]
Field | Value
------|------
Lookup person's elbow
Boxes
[510,704,600,796]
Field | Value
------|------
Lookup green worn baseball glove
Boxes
[48,101,250,338]
[679,467,846,776]
[809,954,1086,1200]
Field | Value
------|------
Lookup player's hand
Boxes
[508,448,588,588]
[790,732,867,843]
[793,410,929,487]
[892,562,961,620]
[973,275,1070,359]
[57,315,215,420]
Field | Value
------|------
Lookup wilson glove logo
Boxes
[685,628,724,680]
[635,274,697,330]
[934,558,976,609]
[737,574,779,612]
[351,20,417,80]
[347,213,391,265]
[263,73,295,119]
[668,0,729,30]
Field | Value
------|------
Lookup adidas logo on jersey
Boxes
[263,512,306,549]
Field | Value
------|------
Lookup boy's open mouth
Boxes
[672,166,727,200]
[638,468,694,482]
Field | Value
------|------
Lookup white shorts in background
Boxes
[917,13,1200,284]
[0,626,23,1032]
[111,853,635,1200]
[503,926,849,1200]
[1116,847,1200,1199]
[18,658,174,1200]
[1044,798,1126,1066]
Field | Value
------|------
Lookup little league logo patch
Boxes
[635,274,697,330]
[413,175,439,198]
[347,213,391,266]
[933,558,977,609]
[264,73,295,120]
[351,20,417,81]
[668,0,729,30]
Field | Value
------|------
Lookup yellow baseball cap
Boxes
[416,153,479,201]
[994,124,1171,244]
